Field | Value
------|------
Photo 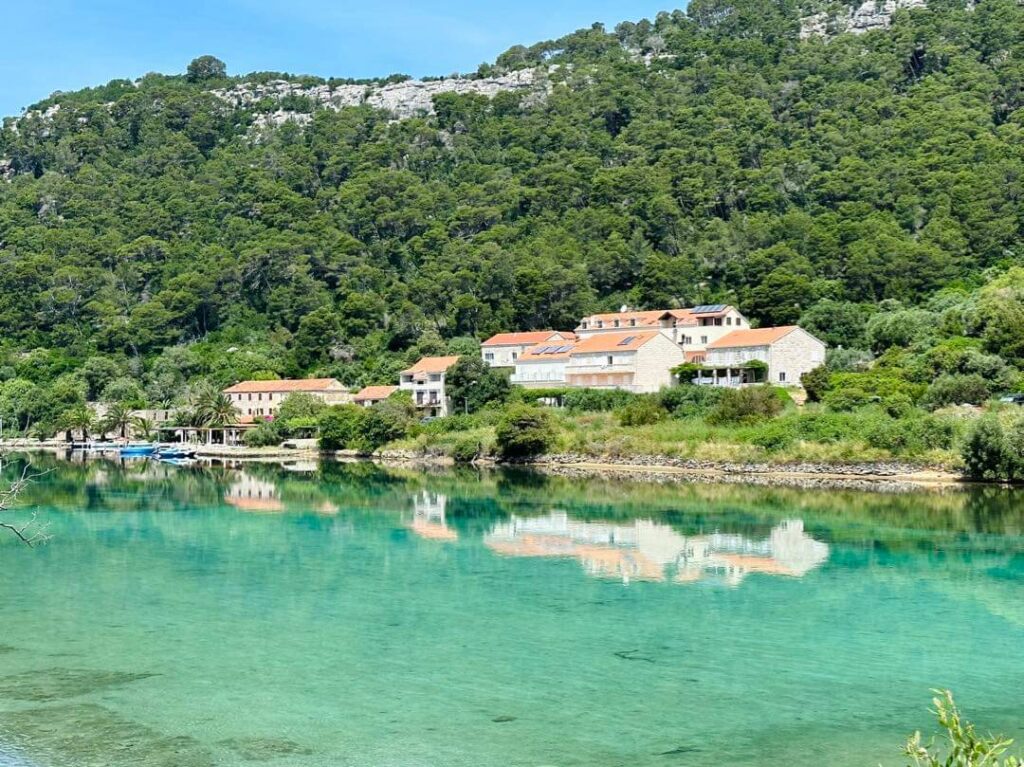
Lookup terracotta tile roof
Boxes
[707,326,798,349]
[518,342,577,362]
[223,378,341,394]
[569,331,661,354]
[354,385,398,402]
[402,356,461,375]
[481,331,571,347]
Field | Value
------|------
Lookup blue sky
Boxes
[0,1,676,118]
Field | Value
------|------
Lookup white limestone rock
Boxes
[800,0,928,39]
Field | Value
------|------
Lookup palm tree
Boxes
[101,402,134,441]
[60,405,95,442]
[188,381,237,427]
[131,416,156,441]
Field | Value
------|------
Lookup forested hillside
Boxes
[3,0,1024,434]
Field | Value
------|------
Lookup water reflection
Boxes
[485,513,829,586]
[225,473,284,513]
[408,491,458,541]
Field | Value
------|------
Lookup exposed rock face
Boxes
[212,69,546,121]
[800,0,928,39]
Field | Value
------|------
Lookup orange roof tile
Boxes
[402,356,460,375]
[223,378,342,394]
[482,331,571,347]
[569,331,661,354]
[707,326,798,349]
[354,385,398,401]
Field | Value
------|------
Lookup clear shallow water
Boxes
[0,456,1023,767]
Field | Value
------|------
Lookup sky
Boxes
[0,1,677,118]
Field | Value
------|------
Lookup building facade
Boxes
[353,385,398,408]
[481,331,575,368]
[698,327,826,387]
[575,305,748,353]
[564,331,684,393]
[223,379,352,419]
[399,356,460,417]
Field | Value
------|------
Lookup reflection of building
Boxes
[224,473,283,513]
[408,491,457,541]
[484,513,828,586]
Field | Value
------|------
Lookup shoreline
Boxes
[1,441,977,492]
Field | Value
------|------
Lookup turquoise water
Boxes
[1,455,1023,767]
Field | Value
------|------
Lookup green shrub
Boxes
[615,397,666,426]
[961,415,1009,480]
[563,388,638,413]
[317,405,367,451]
[749,420,797,451]
[449,437,482,464]
[921,374,991,410]
[904,690,1023,766]
[866,413,957,456]
[495,404,555,459]
[243,420,284,447]
[800,365,830,403]
[707,386,784,425]
[353,398,415,453]
[657,385,724,418]
[824,386,872,411]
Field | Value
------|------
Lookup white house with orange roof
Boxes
[575,305,748,352]
[399,356,460,417]
[564,331,684,393]
[223,378,351,419]
[698,326,826,387]
[480,330,576,368]
[509,340,578,388]
[353,385,399,408]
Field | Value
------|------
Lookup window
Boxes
[630,318,637,326]
[248,393,252,401]
[596,321,603,328]
[581,322,588,329]
[779,372,786,382]
[606,356,614,366]
[736,317,743,326]
[613,320,620,327]
[258,393,263,401]
[512,352,518,360]
[715,317,723,326]
[726,317,732,326]
[484,352,494,361]
[701,335,708,344]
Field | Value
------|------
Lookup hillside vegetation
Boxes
[2,0,1024,464]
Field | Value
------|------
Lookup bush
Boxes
[801,365,830,403]
[749,420,797,451]
[354,398,415,453]
[243,419,284,447]
[563,388,638,413]
[495,405,555,459]
[317,405,367,451]
[449,437,482,464]
[904,690,1023,766]
[961,415,1009,480]
[707,386,784,425]
[615,397,666,426]
[657,385,724,418]
[921,374,991,410]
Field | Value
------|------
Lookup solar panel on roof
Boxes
[617,336,637,346]
[692,304,728,314]
[534,346,552,354]
[556,345,573,353]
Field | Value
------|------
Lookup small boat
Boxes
[155,446,196,460]
[119,443,158,457]
[159,457,196,468]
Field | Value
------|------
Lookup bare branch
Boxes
[0,465,52,547]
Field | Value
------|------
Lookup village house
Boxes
[564,331,684,393]
[398,356,460,417]
[480,330,575,368]
[353,385,399,408]
[510,341,577,388]
[223,378,352,419]
[696,326,826,387]
[575,305,748,352]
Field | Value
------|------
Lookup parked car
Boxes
[999,393,1024,404]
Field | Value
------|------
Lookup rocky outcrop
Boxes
[800,0,928,39]
[212,69,547,122]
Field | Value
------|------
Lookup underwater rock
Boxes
[0,703,214,767]
[491,715,517,723]
[0,667,156,701]
[218,737,313,761]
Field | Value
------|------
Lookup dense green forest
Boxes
[3,0,1024,438]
